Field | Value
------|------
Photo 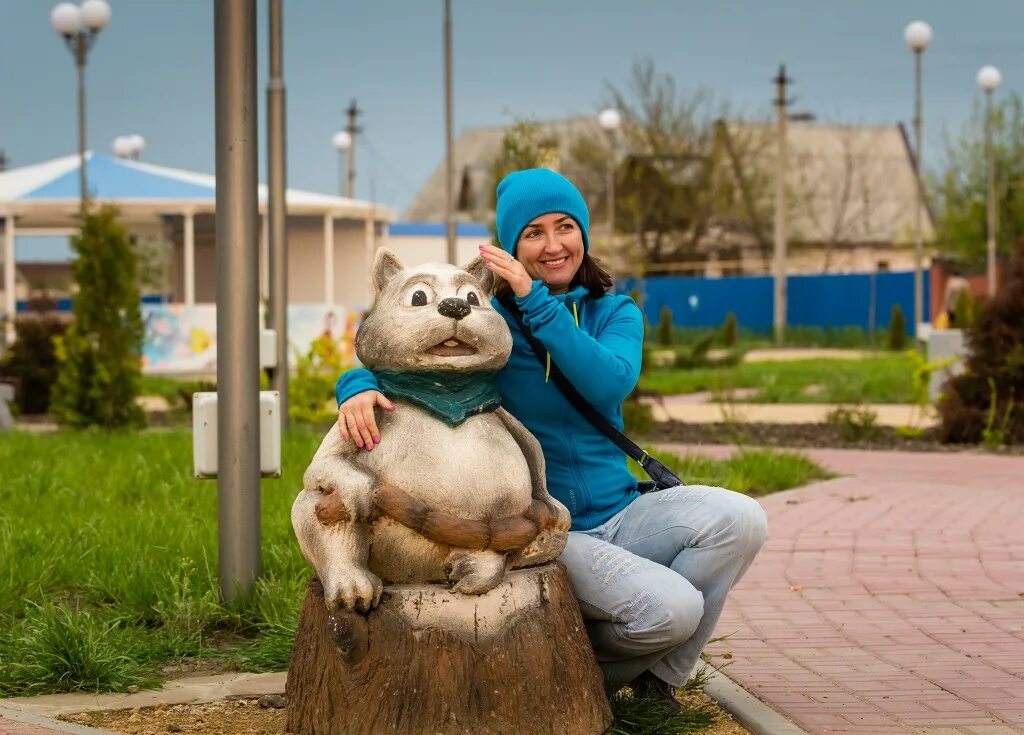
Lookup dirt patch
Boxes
[62,698,287,735]
[648,420,1024,455]
[66,691,749,735]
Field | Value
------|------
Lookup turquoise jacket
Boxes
[335,281,645,531]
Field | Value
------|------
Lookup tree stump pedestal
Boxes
[286,562,611,735]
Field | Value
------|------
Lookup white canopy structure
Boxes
[0,152,394,342]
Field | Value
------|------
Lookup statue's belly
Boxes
[367,409,534,520]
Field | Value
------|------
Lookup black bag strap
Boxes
[506,299,682,491]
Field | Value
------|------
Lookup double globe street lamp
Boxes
[50,0,112,210]
[331,130,354,198]
[112,134,145,160]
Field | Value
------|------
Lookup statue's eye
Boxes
[457,284,483,306]
[403,281,435,306]
[466,292,480,306]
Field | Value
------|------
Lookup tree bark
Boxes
[286,562,612,735]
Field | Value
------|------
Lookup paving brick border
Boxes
[662,445,1024,735]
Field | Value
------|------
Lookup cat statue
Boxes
[292,249,571,618]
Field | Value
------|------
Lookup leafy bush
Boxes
[290,332,351,425]
[50,207,145,429]
[656,307,673,346]
[952,287,979,329]
[0,316,67,414]
[825,404,882,442]
[887,305,907,351]
[939,244,1024,444]
[722,311,738,347]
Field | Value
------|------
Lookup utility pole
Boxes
[773,64,790,345]
[444,0,457,264]
[267,0,288,428]
[213,0,261,606]
[344,99,361,199]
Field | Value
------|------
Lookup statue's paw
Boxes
[546,500,572,532]
[323,567,383,614]
[513,529,569,569]
[325,609,370,666]
[444,551,505,595]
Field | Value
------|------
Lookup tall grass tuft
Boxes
[1,604,156,696]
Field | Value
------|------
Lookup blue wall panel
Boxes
[620,270,928,335]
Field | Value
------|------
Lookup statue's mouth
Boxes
[426,339,477,357]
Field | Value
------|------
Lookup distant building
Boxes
[0,152,394,333]
[400,117,935,277]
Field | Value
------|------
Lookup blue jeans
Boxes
[559,485,768,686]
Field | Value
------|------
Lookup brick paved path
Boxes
[664,445,1024,735]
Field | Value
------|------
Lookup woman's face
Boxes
[515,212,585,294]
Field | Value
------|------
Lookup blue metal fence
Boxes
[619,270,928,335]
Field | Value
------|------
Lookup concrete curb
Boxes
[0,705,121,735]
[702,669,809,735]
[0,672,286,718]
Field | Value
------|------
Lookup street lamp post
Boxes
[597,108,622,251]
[904,20,933,337]
[977,65,1001,297]
[112,134,145,160]
[331,131,353,198]
[50,0,111,211]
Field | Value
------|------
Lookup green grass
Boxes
[0,430,826,697]
[640,353,917,404]
[631,447,831,496]
[0,429,318,695]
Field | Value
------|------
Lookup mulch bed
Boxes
[647,420,1024,455]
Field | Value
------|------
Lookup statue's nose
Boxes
[437,297,471,321]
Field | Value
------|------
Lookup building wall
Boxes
[170,214,379,308]
[623,269,930,335]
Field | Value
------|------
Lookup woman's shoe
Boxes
[629,670,681,712]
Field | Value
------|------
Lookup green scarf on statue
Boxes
[372,370,502,427]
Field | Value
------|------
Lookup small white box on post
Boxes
[260,329,277,370]
[193,391,282,479]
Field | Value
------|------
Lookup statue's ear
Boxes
[372,248,404,295]
[462,256,495,294]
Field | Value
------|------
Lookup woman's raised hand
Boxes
[337,390,395,451]
[478,244,533,298]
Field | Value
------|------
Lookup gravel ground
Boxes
[64,689,751,735]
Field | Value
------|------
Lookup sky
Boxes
[3,0,1023,261]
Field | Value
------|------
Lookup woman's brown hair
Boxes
[493,253,614,302]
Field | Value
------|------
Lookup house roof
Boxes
[404,117,933,246]
[403,116,603,221]
[0,152,393,220]
[720,121,935,245]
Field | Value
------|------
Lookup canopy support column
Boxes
[323,213,334,304]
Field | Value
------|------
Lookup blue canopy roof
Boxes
[22,154,216,201]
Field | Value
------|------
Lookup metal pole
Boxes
[214,0,261,606]
[76,40,87,210]
[444,0,456,263]
[345,100,358,199]
[912,50,924,334]
[606,134,615,249]
[773,64,789,345]
[267,0,289,429]
[985,90,997,297]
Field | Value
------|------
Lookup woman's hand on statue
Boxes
[478,244,533,298]
[337,390,395,450]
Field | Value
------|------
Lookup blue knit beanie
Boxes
[495,168,590,256]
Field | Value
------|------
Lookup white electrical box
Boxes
[192,391,282,479]
[260,329,277,370]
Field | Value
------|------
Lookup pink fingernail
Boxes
[366,444,373,452]
[356,439,363,448]
[373,436,381,443]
